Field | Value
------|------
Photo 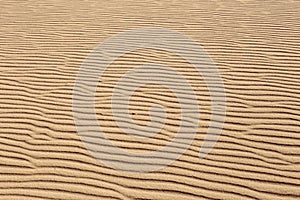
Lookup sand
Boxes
[0,0,299,199]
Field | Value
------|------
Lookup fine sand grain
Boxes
[0,0,300,199]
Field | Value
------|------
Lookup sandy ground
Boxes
[0,0,300,199]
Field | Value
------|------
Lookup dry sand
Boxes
[0,0,300,199]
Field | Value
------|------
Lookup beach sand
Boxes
[0,0,299,199]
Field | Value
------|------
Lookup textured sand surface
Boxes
[0,0,300,199]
